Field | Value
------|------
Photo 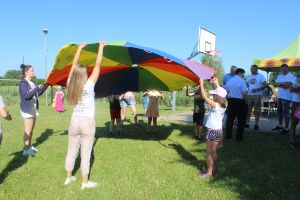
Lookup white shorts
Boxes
[20,110,39,119]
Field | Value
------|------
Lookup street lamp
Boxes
[43,28,48,105]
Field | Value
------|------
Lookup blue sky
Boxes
[0,0,299,78]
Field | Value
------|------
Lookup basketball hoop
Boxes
[205,50,222,55]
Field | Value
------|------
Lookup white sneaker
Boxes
[64,176,76,185]
[31,146,38,152]
[22,148,36,157]
[81,181,97,190]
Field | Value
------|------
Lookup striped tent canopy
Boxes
[46,41,215,97]
[254,35,300,72]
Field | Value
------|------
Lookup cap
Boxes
[209,86,227,98]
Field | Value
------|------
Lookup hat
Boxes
[209,86,227,98]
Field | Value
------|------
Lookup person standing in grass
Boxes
[64,41,105,190]
[19,64,48,157]
[289,73,300,149]
[245,64,268,130]
[53,85,65,112]
[120,91,140,126]
[0,96,12,146]
[109,95,122,134]
[224,68,248,141]
[186,85,205,140]
[197,77,227,178]
[145,90,164,133]
[272,64,295,135]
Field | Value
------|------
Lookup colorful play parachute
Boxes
[46,41,215,97]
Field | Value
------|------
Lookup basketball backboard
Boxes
[198,27,216,55]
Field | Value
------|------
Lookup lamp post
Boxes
[43,28,48,105]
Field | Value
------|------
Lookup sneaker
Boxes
[272,125,283,131]
[280,128,289,135]
[81,181,97,190]
[31,146,38,152]
[197,171,212,178]
[22,148,36,157]
[134,123,141,127]
[245,124,250,128]
[254,125,259,130]
[64,176,76,185]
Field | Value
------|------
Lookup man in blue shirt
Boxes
[225,68,248,141]
[223,65,237,86]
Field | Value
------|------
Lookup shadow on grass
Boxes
[0,129,54,184]
[209,131,300,199]
[168,142,206,171]
[95,121,174,141]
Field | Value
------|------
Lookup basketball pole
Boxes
[172,27,216,112]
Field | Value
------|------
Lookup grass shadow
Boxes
[210,131,300,199]
[0,129,54,184]
[168,143,206,171]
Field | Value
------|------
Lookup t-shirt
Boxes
[223,73,235,85]
[205,103,226,130]
[72,79,95,118]
[246,73,266,95]
[123,92,134,99]
[0,96,4,108]
[275,72,295,101]
[109,95,121,109]
[225,76,248,99]
[291,80,300,103]
[194,90,205,113]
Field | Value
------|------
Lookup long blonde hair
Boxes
[67,64,88,106]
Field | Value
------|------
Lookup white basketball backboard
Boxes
[198,27,216,55]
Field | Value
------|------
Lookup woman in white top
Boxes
[64,41,106,189]
[198,77,227,178]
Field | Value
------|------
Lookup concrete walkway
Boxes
[160,111,300,133]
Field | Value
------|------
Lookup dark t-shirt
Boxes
[194,91,205,113]
[109,96,121,109]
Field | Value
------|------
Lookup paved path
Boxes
[160,111,300,133]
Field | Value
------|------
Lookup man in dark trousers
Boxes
[224,68,248,141]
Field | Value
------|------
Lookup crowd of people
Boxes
[0,43,299,187]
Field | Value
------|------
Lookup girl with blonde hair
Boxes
[64,41,105,189]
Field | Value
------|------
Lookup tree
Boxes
[201,54,225,83]
[4,70,21,79]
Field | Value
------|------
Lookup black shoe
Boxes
[245,124,250,128]
[280,129,289,135]
[272,125,284,131]
[254,125,259,130]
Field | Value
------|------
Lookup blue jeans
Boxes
[277,98,291,119]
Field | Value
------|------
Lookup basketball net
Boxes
[205,50,222,55]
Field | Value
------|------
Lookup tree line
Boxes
[0,70,45,86]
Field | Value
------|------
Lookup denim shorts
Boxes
[122,98,134,107]
[205,129,223,141]
[277,98,291,118]
[142,96,149,109]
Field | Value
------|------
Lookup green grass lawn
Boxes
[0,96,300,200]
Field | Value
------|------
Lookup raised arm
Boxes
[186,86,195,96]
[89,41,106,84]
[69,43,86,77]
[199,78,216,108]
